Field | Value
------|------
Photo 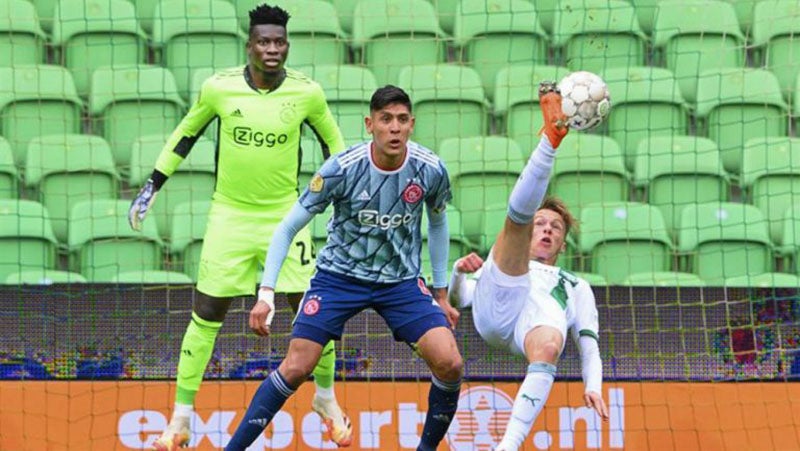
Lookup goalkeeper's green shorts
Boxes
[196,199,315,298]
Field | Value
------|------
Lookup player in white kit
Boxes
[449,82,608,451]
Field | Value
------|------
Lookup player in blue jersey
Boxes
[224,86,463,451]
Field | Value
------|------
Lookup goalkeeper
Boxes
[127,4,350,450]
[448,82,609,451]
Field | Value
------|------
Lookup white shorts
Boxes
[473,257,567,356]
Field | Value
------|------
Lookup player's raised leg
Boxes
[153,293,234,451]
[492,82,569,277]
[225,338,324,451]
[415,326,464,451]
[496,326,564,451]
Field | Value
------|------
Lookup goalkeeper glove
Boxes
[128,179,158,231]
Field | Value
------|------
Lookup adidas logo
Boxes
[231,108,243,118]
[248,418,269,428]
[357,190,371,201]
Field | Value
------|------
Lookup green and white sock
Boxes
[175,312,222,406]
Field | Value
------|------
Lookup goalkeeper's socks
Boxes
[417,376,461,451]
[496,362,556,451]
[507,136,556,224]
[225,370,296,451]
[313,340,336,394]
[176,312,222,405]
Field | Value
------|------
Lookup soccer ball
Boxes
[557,71,611,131]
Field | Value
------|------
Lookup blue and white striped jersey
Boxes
[299,141,451,284]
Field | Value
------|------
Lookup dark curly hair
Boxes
[249,4,290,32]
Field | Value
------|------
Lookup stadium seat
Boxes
[551,0,646,73]
[695,68,789,175]
[460,201,507,255]
[25,134,120,243]
[4,269,87,284]
[169,200,210,281]
[30,0,57,33]
[52,0,147,97]
[453,0,548,100]
[310,207,333,255]
[0,199,58,282]
[111,269,194,284]
[330,0,359,35]
[439,136,524,251]
[622,271,707,287]
[573,272,608,286]
[129,134,216,240]
[725,0,760,34]
[0,137,18,199]
[652,0,745,104]
[493,64,571,154]
[549,134,629,222]
[578,202,673,285]
[298,137,328,190]
[420,206,475,284]
[431,0,458,35]
[0,65,83,166]
[351,0,446,85]
[151,0,245,99]
[397,65,489,150]
[634,136,730,240]
[294,64,378,143]
[236,0,348,66]
[68,199,164,282]
[677,202,773,285]
[134,0,159,34]
[751,0,800,101]
[724,272,800,288]
[0,0,46,66]
[779,204,800,273]
[602,66,690,171]
[90,65,186,170]
[741,137,800,245]
[628,0,659,35]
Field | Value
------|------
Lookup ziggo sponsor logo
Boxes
[117,388,624,450]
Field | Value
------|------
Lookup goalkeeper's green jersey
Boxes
[154,66,345,208]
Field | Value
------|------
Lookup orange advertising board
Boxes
[1,381,799,450]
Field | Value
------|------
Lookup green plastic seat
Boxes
[751,0,800,101]
[397,65,489,150]
[351,0,446,85]
[134,0,159,34]
[779,204,800,272]
[459,202,506,255]
[0,65,83,166]
[68,199,164,282]
[169,200,211,281]
[741,137,800,245]
[129,134,216,240]
[678,201,773,285]
[0,199,58,282]
[431,0,459,35]
[652,0,745,104]
[90,65,186,170]
[310,207,333,255]
[31,0,57,33]
[549,134,629,222]
[440,136,524,251]
[579,202,673,284]
[723,0,760,35]
[25,134,120,243]
[724,272,800,288]
[237,0,347,66]
[4,269,87,285]
[572,271,608,286]
[454,0,548,100]
[494,64,571,154]
[695,68,789,175]
[330,0,359,34]
[0,137,18,199]
[294,64,377,143]
[298,137,330,190]
[52,0,147,97]
[629,0,659,35]
[0,0,46,65]
[551,0,647,73]
[152,0,245,99]
[602,66,690,171]
[420,206,475,284]
[634,135,730,241]
[622,271,707,287]
[796,72,800,132]
[111,269,194,284]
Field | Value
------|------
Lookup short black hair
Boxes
[370,85,412,113]
[249,4,290,31]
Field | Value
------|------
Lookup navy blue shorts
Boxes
[292,269,450,346]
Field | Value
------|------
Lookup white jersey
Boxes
[466,256,599,356]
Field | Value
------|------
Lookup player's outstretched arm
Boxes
[577,335,609,421]
[448,253,483,309]
[250,203,315,336]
